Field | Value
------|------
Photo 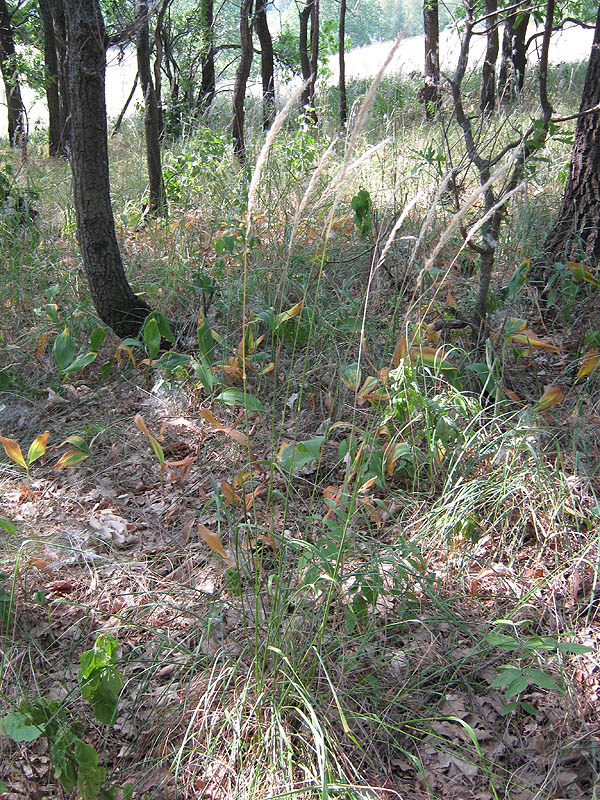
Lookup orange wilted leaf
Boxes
[392,334,409,367]
[0,435,27,469]
[409,346,455,371]
[198,409,249,446]
[198,523,228,559]
[576,348,600,381]
[535,385,564,411]
[425,321,441,346]
[115,344,136,368]
[508,329,560,353]
[221,480,243,506]
[500,385,521,404]
[35,332,49,355]
[323,485,343,520]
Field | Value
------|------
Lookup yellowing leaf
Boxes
[198,409,249,446]
[221,480,243,506]
[115,344,136,368]
[358,476,377,493]
[445,289,457,309]
[54,450,90,469]
[409,346,455,370]
[0,435,26,469]
[508,329,560,353]
[274,300,303,329]
[134,414,165,464]
[567,261,600,286]
[425,322,441,346]
[576,348,600,381]
[392,334,409,367]
[507,317,528,333]
[198,523,228,559]
[535,385,564,411]
[27,432,50,465]
[35,333,49,355]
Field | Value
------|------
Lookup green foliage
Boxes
[78,633,123,726]
[351,189,373,239]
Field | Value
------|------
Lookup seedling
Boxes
[0,431,49,483]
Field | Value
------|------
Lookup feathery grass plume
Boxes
[245,81,308,241]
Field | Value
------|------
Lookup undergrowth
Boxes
[0,61,599,800]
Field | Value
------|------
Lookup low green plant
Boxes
[0,633,125,799]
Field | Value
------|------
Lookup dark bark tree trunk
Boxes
[480,0,498,114]
[48,0,70,155]
[197,0,215,114]
[136,0,167,216]
[39,0,61,156]
[543,3,600,266]
[62,0,153,338]
[498,8,529,101]
[153,0,169,138]
[254,0,275,130]
[0,0,26,148]
[339,0,347,126]
[232,0,253,161]
[422,0,439,119]
[299,0,318,122]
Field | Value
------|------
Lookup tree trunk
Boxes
[232,0,253,161]
[0,0,26,148]
[308,0,319,123]
[197,0,215,114]
[62,0,153,338]
[48,0,70,155]
[422,0,439,119]
[543,3,600,265]
[480,0,498,114]
[153,0,169,138]
[254,0,275,130]
[136,0,167,216]
[299,0,311,110]
[339,0,346,126]
[498,8,529,101]
[38,0,61,156]
[299,0,318,121]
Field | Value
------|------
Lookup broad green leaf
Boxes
[90,327,106,351]
[526,668,561,692]
[505,675,530,698]
[154,352,191,371]
[75,739,105,800]
[0,517,17,535]
[0,712,44,742]
[557,642,594,654]
[490,667,522,688]
[518,700,539,716]
[197,323,216,365]
[62,352,97,375]
[152,312,175,343]
[27,431,50,465]
[274,300,303,330]
[0,435,27,469]
[217,388,266,413]
[143,317,161,360]
[192,359,216,393]
[484,633,520,649]
[54,327,76,371]
[339,362,361,391]
[62,435,91,454]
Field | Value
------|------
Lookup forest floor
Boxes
[1,61,600,800]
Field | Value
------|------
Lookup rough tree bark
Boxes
[38,0,61,156]
[136,0,167,215]
[480,0,498,114]
[0,0,26,148]
[543,2,600,265]
[422,0,439,119]
[48,0,70,155]
[498,8,529,101]
[339,0,347,125]
[232,0,253,161]
[62,0,153,338]
[197,0,215,114]
[254,0,275,130]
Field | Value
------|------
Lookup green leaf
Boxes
[143,318,161,360]
[79,634,122,725]
[505,675,530,698]
[62,352,97,375]
[0,781,8,792]
[90,327,106,352]
[153,352,191,371]
[63,435,91,454]
[490,667,522,688]
[27,431,50,465]
[152,312,175,343]
[121,337,143,348]
[518,700,539,716]
[0,517,17,535]
[76,740,105,800]
[192,360,216,393]
[1,712,44,742]
[484,633,520,649]
[197,323,216,365]
[217,388,266,413]
[526,668,562,693]
[557,642,594,655]
[54,328,76,371]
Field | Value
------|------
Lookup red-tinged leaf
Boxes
[535,385,564,411]
[244,485,266,510]
[198,409,249,446]
[508,330,560,353]
[198,523,228,559]
[576,348,600,381]
[0,435,27,469]
[54,450,90,469]
[27,432,50,465]
[500,385,521,404]
[323,485,343,520]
